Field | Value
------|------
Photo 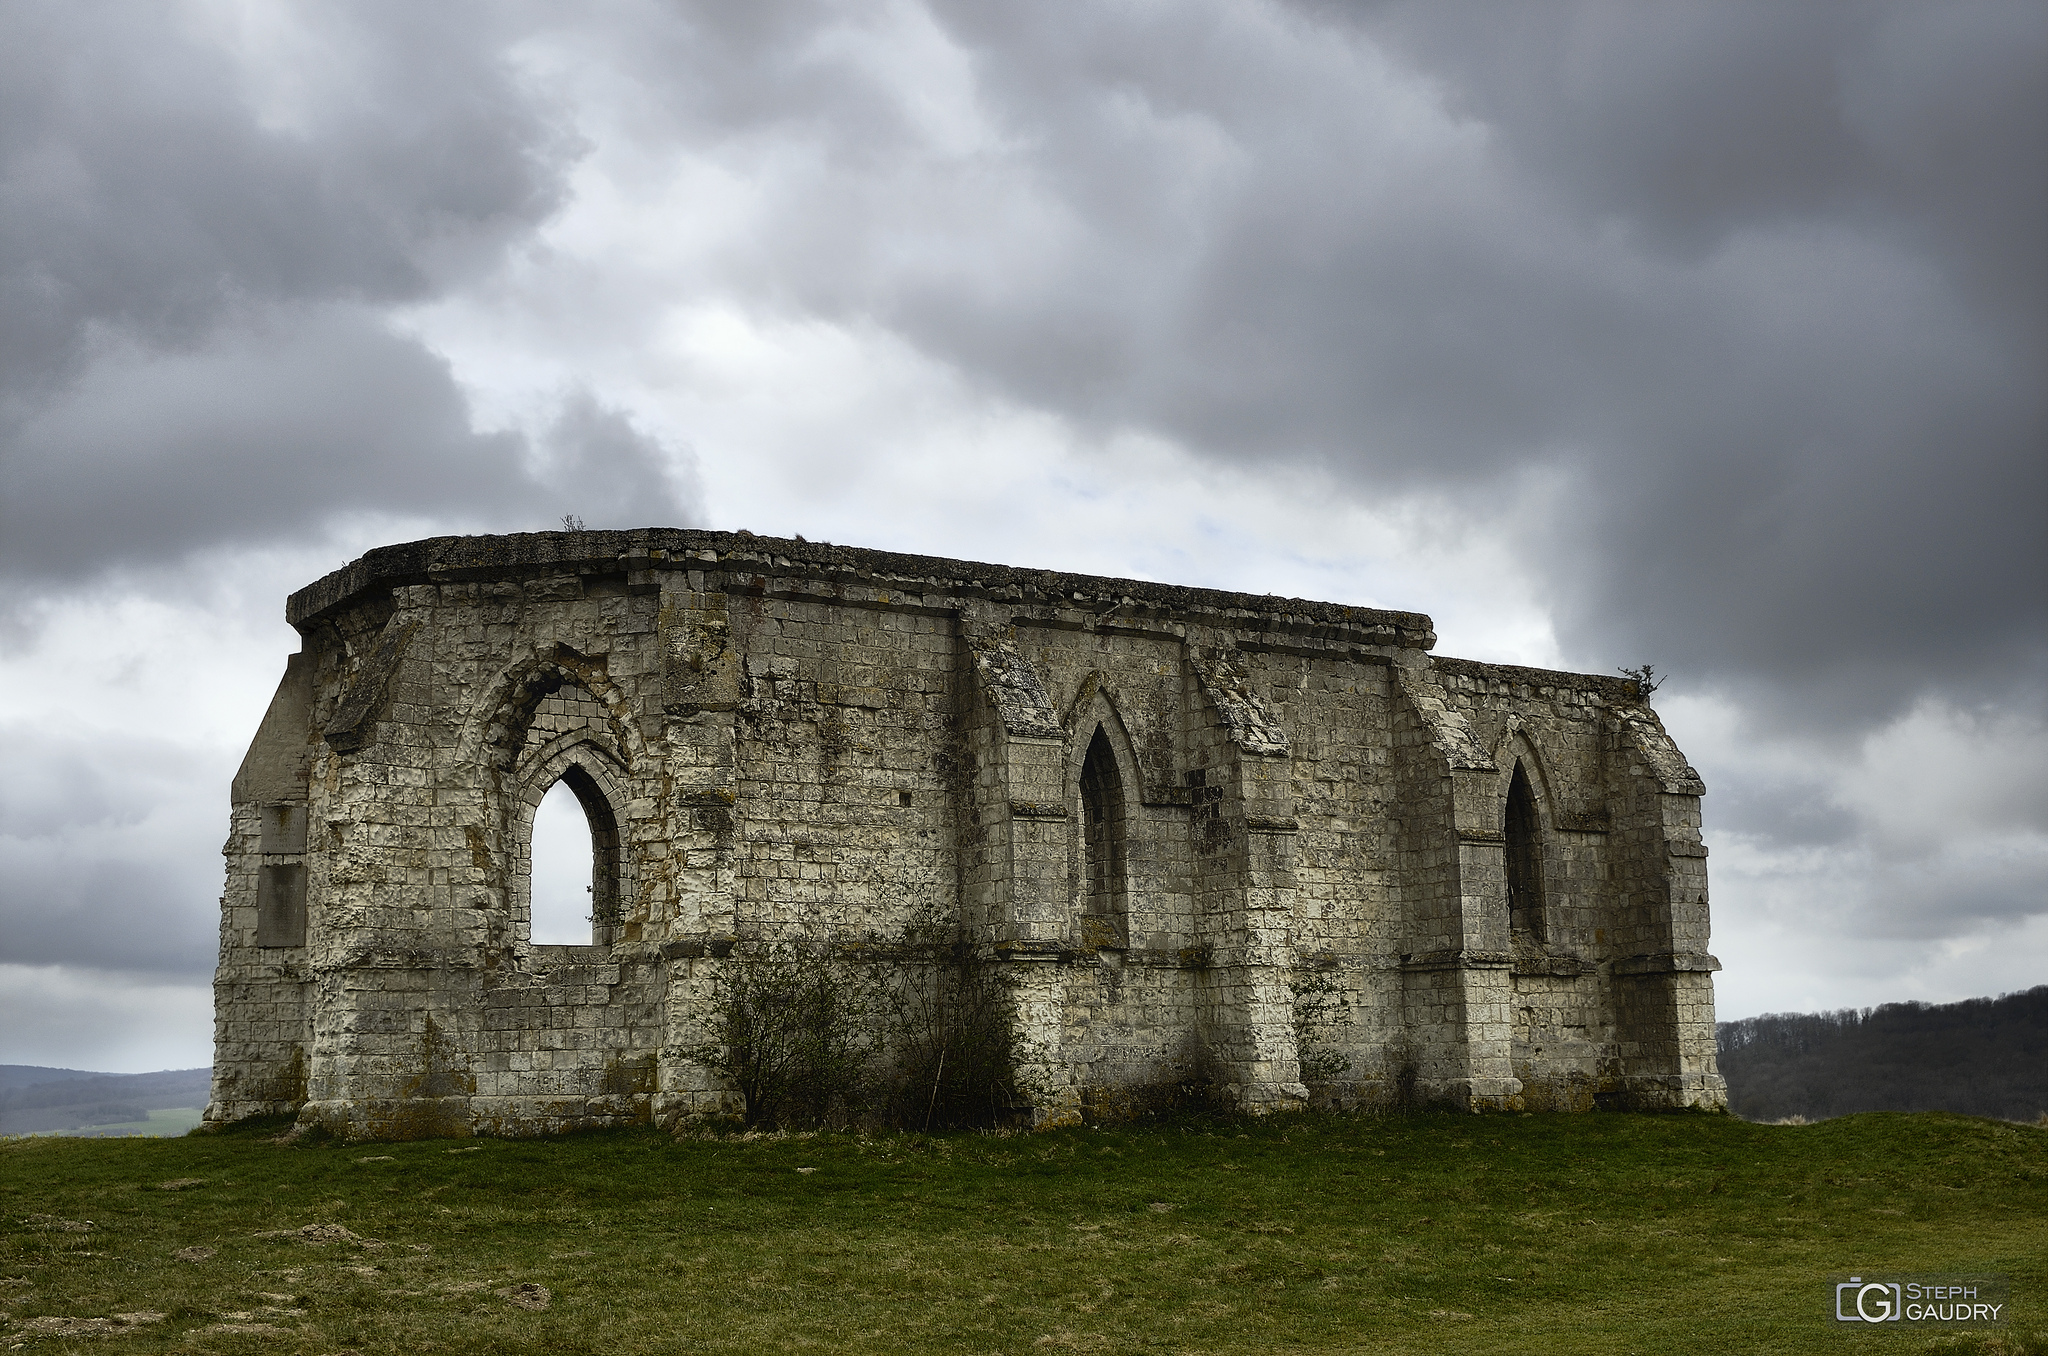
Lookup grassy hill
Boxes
[1720,986,2048,1124]
[3,1110,2043,1354]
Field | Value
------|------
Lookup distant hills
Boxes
[1718,986,2048,1124]
[0,1066,212,1136]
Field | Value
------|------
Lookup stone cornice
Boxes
[1430,654,1643,702]
[286,528,1437,650]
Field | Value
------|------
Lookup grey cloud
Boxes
[0,2,699,589]
[0,0,572,397]
[0,852,222,977]
[1708,775,1863,852]
[0,725,224,977]
[534,389,705,533]
[1349,1,2048,336]
[7,0,2031,700]
[1,307,516,576]
[0,965,214,1071]
[0,306,701,588]
[1324,1,2048,722]
[1863,849,2048,940]
[0,725,202,842]
[579,0,2043,730]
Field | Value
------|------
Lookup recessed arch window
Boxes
[530,779,595,944]
[524,762,621,947]
[1504,760,1546,944]
[1079,725,1128,947]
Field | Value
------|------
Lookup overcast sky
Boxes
[2,0,2042,1072]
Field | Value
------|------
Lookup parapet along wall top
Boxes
[209,528,1724,1138]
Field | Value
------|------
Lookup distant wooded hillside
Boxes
[0,1065,101,1091]
[0,1067,212,1135]
[1717,986,2048,1123]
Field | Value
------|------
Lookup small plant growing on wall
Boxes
[1617,663,1662,699]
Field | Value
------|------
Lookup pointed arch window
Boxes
[524,762,621,948]
[1504,760,1546,944]
[1079,725,1128,948]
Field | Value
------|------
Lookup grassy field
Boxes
[3,1110,2043,1354]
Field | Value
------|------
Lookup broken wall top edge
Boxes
[1431,655,1645,702]
[284,527,1438,647]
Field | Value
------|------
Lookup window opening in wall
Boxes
[1079,725,1128,947]
[1505,760,1545,943]
[531,778,596,944]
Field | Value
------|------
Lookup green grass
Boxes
[3,1111,2043,1354]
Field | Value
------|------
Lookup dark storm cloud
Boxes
[2,307,524,579]
[1331,0,2048,723]
[0,313,701,584]
[1044,0,2037,726]
[1351,0,2048,331]
[0,1,699,589]
[576,0,2043,730]
[0,0,567,395]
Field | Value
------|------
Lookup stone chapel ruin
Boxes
[208,529,1725,1137]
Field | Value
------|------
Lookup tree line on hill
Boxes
[1717,986,2048,1123]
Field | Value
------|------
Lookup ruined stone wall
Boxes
[208,529,1724,1138]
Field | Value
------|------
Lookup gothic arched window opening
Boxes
[1504,760,1546,944]
[526,763,621,947]
[1079,725,1128,949]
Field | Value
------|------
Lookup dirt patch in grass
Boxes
[19,1215,92,1234]
[253,1222,385,1249]
[14,1311,165,1336]
[496,1282,551,1311]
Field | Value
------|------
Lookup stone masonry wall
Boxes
[207,529,1724,1138]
